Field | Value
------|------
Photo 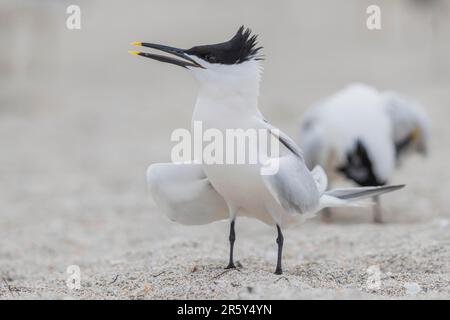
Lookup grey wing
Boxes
[260,119,322,215]
[146,163,229,225]
[262,155,321,215]
[325,184,405,200]
[262,118,304,158]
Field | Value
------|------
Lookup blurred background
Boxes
[0,0,449,299]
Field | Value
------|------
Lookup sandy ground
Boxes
[1,0,450,299]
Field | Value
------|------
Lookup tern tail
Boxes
[318,184,405,209]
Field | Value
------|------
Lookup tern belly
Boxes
[202,162,292,226]
[192,98,299,226]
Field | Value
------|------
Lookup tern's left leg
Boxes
[321,208,333,223]
[274,225,284,275]
[225,219,236,269]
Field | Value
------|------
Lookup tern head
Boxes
[381,92,430,157]
[129,26,263,85]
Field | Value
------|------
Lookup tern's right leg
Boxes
[274,224,284,275]
[373,195,383,223]
[321,208,332,223]
[225,219,236,269]
[321,180,333,223]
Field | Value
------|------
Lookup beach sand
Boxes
[0,0,449,299]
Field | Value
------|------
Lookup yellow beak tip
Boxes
[128,51,140,55]
[131,42,142,46]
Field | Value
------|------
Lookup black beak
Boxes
[129,42,203,68]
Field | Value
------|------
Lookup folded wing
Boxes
[146,162,229,225]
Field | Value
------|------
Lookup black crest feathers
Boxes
[185,26,263,65]
[231,26,263,63]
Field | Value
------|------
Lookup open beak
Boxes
[129,42,204,69]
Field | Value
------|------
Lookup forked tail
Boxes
[319,184,405,209]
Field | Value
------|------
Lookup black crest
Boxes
[185,26,263,65]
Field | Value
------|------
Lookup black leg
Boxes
[274,224,284,275]
[373,195,383,223]
[225,220,236,269]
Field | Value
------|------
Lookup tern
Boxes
[300,83,428,223]
[130,27,405,274]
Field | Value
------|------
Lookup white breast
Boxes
[191,90,295,225]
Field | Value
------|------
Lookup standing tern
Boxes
[130,27,404,274]
[300,83,428,223]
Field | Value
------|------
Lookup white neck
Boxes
[191,60,263,117]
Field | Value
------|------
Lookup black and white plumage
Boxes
[131,29,405,274]
[299,83,429,222]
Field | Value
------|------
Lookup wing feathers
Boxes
[147,163,229,225]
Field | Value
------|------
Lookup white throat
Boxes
[191,59,263,117]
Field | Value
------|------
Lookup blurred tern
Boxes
[130,28,404,274]
[300,83,428,223]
